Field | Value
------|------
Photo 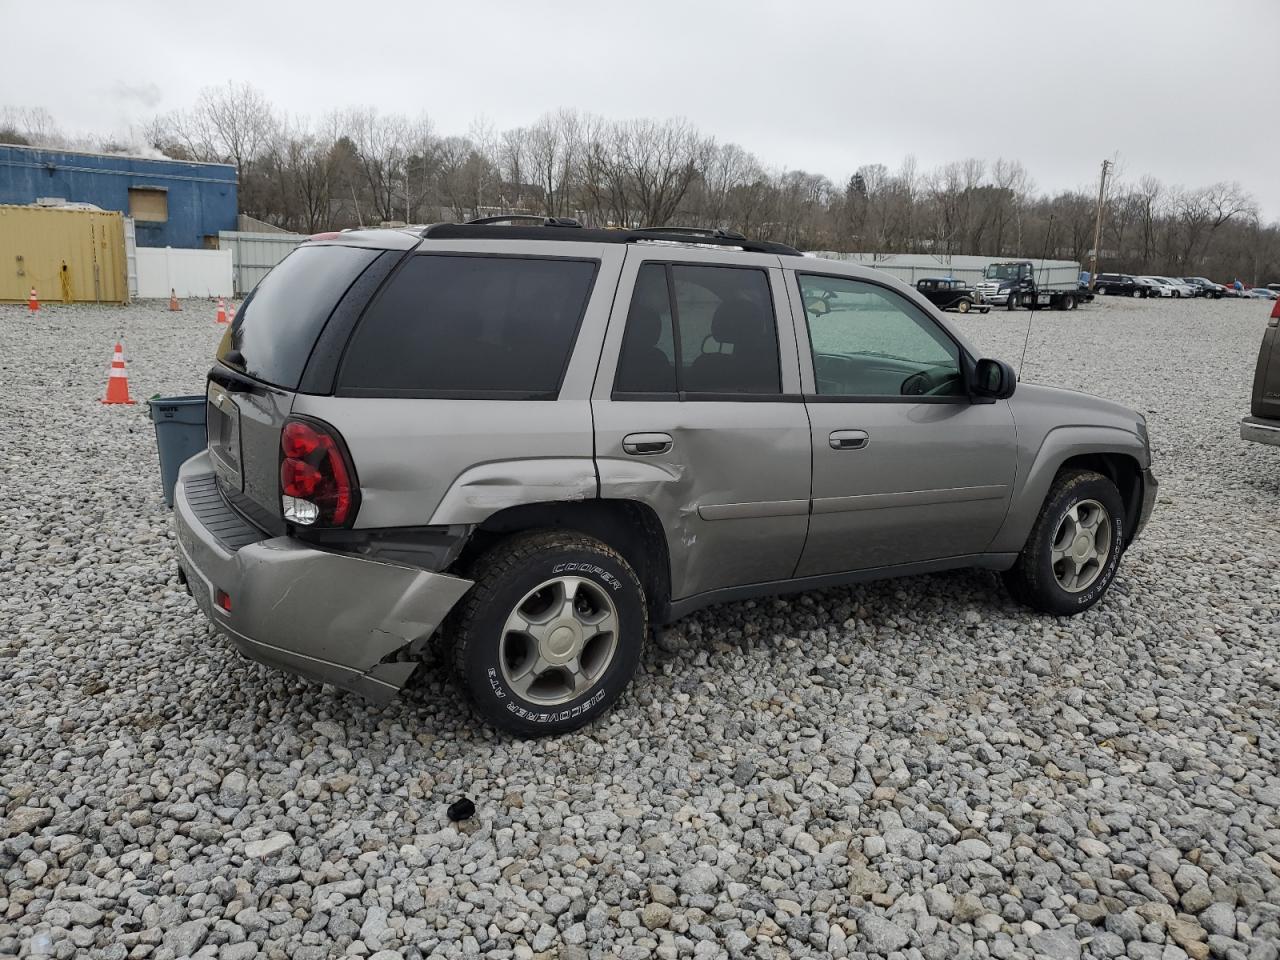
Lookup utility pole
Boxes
[1087,159,1111,292]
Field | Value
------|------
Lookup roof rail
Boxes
[631,226,747,242]
[419,221,800,256]
[464,214,581,227]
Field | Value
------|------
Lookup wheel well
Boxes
[458,500,671,617]
[1056,453,1144,540]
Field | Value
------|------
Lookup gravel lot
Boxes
[2,294,1278,960]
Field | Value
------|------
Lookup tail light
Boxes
[1271,299,1280,323]
[280,418,358,527]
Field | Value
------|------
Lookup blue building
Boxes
[0,144,237,248]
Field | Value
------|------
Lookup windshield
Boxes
[984,263,1021,281]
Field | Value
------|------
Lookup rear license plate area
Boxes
[206,383,244,492]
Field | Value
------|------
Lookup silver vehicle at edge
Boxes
[173,219,1158,737]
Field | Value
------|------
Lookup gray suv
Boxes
[173,220,1157,737]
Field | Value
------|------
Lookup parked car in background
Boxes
[1139,277,1175,298]
[1267,283,1280,293]
[1221,284,1245,298]
[1182,277,1226,298]
[916,277,990,313]
[1131,277,1164,298]
[1154,277,1197,298]
[1094,273,1141,296]
[170,219,1157,736]
[1241,299,1280,448]
[1246,287,1279,300]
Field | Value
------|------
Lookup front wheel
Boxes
[450,530,647,736]
[1003,469,1126,616]
[1131,288,1142,298]
[957,298,972,314]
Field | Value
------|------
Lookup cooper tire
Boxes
[451,530,646,737]
[1002,469,1126,616]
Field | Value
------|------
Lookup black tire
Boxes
[1006,291,1018,310]
[957,298,972,314]
[1002,469,1126,616]
[450,530,647,737]
[1064,294,1077,311]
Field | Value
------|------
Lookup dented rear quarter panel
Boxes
[293,240,626,529]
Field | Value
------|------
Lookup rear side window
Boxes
[339,255,597,398]
[219,244,380,389]
[613,263,781,397]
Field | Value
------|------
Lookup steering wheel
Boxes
[900,366,957,397]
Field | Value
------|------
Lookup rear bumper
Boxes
[172,451,473,703]
[1241,416,1280,447]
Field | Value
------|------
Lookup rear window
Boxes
[218,244,380,389]
[338,255,597,398]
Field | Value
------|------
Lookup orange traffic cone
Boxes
[28,287,38,313]
[169,289,180,311]
[215,298,227,325]
[102,343,136,405]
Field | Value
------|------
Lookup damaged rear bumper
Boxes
[172,451,473,703]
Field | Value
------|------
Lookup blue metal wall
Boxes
[0,145,237,249]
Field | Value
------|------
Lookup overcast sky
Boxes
[7,0,1280,217]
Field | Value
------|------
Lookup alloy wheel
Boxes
[499,576,620,705]
[1050,499,1113,593]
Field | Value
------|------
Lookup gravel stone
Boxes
[1,296,1277,959]
[858,914,910,953]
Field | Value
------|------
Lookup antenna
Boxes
[1019,214,1055,375]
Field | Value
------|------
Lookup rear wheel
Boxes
[1131,287,1142,298]
[451,530,647,737]
[1064,294,1077,311]
[1003,470,1126,616]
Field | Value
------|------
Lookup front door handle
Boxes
[623,432,673,456]
[829,429,869,450]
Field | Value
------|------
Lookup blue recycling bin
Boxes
[147,396,207,508]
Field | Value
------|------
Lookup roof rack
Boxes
[419,221,799,256]
[631,226,748,242]
[465,214,582,228]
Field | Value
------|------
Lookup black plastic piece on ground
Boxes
[447,797,476,821]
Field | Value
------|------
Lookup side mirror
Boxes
[973,358,1017,400]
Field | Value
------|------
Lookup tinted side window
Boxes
[339,255,597,398]
[614,264,677,394]
[673,265,780,395]
[220,244,380,389]
[798,274,964,398]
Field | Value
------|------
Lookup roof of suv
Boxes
[305,220,802,256]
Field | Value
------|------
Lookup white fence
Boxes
[218,230,305,295]
[136,247,233,298]
[806,252,1082,287]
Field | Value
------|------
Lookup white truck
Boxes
[975,260,1091,311]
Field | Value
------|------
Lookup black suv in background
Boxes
[1094,273,1142,297]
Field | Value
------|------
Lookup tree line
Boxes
[3,88,1277,283]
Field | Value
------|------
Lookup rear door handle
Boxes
[623,432,673,456]
[829,429,869,450]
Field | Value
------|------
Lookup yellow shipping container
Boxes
[0,204,128,303]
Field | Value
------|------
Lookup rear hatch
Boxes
[208,242,389,533]
[1252,302,1280,421]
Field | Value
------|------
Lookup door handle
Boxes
[623,432,673,456]
[829,429,869,450]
